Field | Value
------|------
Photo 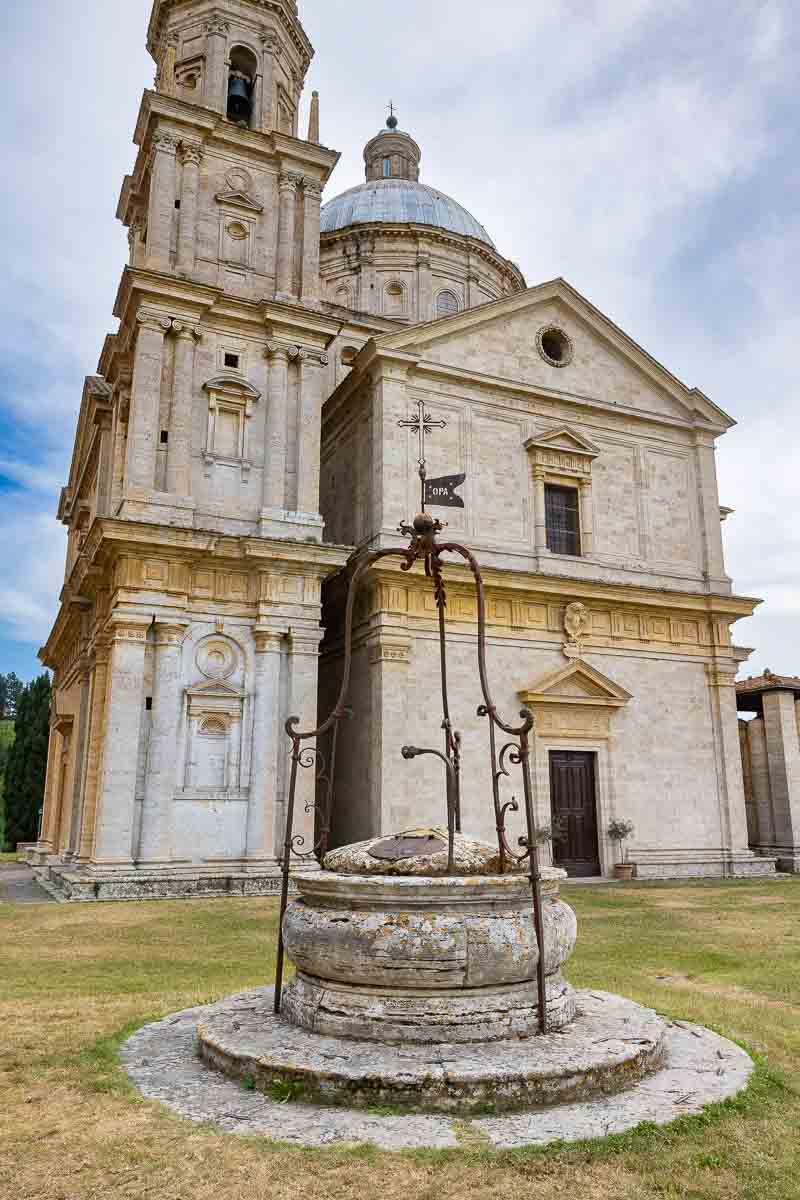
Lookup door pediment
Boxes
[519,659,632,709]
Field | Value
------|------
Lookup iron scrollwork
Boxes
[274,511,549,1034]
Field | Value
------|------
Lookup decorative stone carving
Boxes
[178,141,204,167]
[136,310,173,333]
[564,601,591,645]
[196,637,238,681]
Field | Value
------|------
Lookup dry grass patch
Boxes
[1,872,800,1199]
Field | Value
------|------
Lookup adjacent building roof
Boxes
[736,670,800,712]
[321,179,496,248]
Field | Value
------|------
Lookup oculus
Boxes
[537,325,573,368]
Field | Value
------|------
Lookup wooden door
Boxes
[549,751,600,877]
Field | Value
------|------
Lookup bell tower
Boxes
[34,1,349,899]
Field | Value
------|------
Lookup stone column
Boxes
[579,479,594,556]
[282,629,323,859]
[139,622,187,862]
[762,690,800,870]
[204,16,230,113]
[94,407,114,517]
[145,131,179,271]
[533,466,548,554]
[416,251,432,321]
[111,380,131,510]
[694,432,729,588]
[66,661,92,858]
[92,618,150,866]
[262,344,290,517]
[276,172,301,300]
[37,721,62,855]
[300,180,322,307]
[296,350,327,520]
[369,636,412,836]
[124,312,172,496]
[77,638,111,863]
[167,321,201,498]
[177,142,203,274]
[706,664,751,863]
[747,716,774,848]
[260,33,277,131]
[246,629,284,861]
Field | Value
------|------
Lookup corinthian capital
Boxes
[179,141,204,166]
[152,131,180,154]
[303,179,323,199]
[205,15,230,36]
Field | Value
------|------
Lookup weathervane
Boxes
[398,399,447,511]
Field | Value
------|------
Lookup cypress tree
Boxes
[4,674,51,847]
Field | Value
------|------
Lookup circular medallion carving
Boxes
[536,325,573,368]
[197,638,238,680]
[225,167,253,194]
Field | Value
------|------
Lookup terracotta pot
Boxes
[613,863,635,881]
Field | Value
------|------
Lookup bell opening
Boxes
[227,46,258,127]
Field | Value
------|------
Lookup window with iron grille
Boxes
[545,485,581,556]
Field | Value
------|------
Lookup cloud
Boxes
[0,0,797,682]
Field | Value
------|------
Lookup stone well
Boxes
[281,869,577,1043]
[195,830,672,1114]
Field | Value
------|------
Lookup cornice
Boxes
[320,222,526,290]
[147,1,314,71]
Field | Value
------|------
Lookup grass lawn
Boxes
[1,878,799,1200]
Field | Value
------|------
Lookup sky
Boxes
[0,0,797,683]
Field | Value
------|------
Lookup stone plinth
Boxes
[197,990,666,1115]
[281,867,577,1042]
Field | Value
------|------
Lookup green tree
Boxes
[0,673,24,720]
[0,720,14,852]
[4,675,51,848]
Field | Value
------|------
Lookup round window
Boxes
[536,325,573,368]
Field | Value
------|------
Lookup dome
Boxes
[321,179,496,249]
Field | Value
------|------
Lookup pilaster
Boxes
[276,172,302,300]
[762,690,800,870]
[533,467,548,555]
[145,131,179,271]
[176,141,204,274]
[92,617,150,866]
[138,621,188,862]
[76,638,111,863]
[124,310,172,497]
[167,321,202,499]
[295,348,327,528]
[300,180,323,307]
[284,628,324,858]
[369,634,412,833]
[204,15,230,113]
[246,628,285,861]
[706,664,751,861]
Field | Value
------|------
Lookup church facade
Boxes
[30,0,776,900]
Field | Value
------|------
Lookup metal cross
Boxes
[388,100,396,121]
[398,398,447,510]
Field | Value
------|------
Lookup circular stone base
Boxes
[197,990,665,1114]
[121,989,754,1149]
[282,970,577,1044]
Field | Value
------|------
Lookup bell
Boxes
[227,71,252,124]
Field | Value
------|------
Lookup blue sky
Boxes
[0,0,797,682]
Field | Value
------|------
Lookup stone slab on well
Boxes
[197,988,666,1114]
[121,989,754,1149]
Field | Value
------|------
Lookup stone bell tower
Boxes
[33,0,350,900]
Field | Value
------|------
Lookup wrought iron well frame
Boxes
[273,512,549,1034]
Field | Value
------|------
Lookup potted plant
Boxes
[607,819,635,880]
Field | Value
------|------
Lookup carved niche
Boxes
[183,635,247,795]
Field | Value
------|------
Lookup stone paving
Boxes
[0,862,54,905]
[120,988,754,1151]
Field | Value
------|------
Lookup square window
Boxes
[160,430,169,444]
[224,353,240,369]
[145,697,153,711]
[545,485,581,556]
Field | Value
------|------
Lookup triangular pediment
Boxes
[373,278,732,430]
[215,189,264,213]
[525,427,601,459]
[186,679,244,699]
[519,659,632,708]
